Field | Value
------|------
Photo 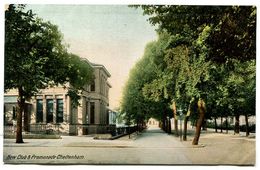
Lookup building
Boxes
[4,59,114,135]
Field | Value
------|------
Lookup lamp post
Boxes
[178,109,183,141]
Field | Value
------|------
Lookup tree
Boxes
[66,54,94,107]
[135,5,256,144]
[5,4,93,143]
[121,38,172,131]
[223,60,256,135]
[142,26,211,143]
[137,5,256,62]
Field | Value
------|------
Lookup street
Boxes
[3,126,255,165]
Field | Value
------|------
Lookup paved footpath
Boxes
[3,127,191,165]
[3,126,255,165]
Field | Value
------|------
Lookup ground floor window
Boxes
[90,102,95,124]
[36,99,43,123]
[46,99,53,123]
[56,99,63,123]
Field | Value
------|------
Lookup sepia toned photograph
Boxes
[2,1,256,166]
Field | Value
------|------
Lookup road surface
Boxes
[3,126,255,165]
[3,126,191,164]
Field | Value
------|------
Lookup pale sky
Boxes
[25,5,157,109]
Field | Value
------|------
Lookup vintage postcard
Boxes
[2,2,256,166]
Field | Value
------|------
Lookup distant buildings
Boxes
[4,59,114,135]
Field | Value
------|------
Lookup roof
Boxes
[81,58,111,77]
[90,62,111,77]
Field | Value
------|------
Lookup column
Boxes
[82,97,86,124]
[87,101,90,124]
[67,96,71,123]
[95,100,100,124]
[30,97,36,124]
[77,97,83,135]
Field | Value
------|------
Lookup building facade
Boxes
[4,60,113,135]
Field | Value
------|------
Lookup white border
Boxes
[1,1,259,170]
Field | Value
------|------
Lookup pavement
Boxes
[3,126,256,165]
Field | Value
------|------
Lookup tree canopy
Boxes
[5,4,94,143]
[122,5,256,144]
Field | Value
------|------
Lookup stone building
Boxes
[4,59,113,135]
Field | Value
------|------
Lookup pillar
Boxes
[77,97,83,135]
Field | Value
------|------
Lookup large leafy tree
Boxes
[134,5,256,144]
[121,38,172,131]
[5,4,93,143]
[142,27,211,143]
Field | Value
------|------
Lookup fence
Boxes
[4,124,139,136]
[113,126,138,136]
[4,125,14,136]
[29,124,117,135]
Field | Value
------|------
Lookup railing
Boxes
[4,125,14,135]
[28,124,117,135]
[113,126,138,136]
[4,124,139,136]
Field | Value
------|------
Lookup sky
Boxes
[25,5,157,109]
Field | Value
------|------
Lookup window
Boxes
[36,99,43,123]
[46,99,53,123]
[90,102,95,124]
[56,99,63,123]
[90,80,95,92]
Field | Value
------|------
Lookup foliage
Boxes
[121,36,172,124]
[124,5,256,143]
[135,5,256,123]
[5,4,94,142]
[138,5,256,63]
[66,54,94,107]
[5,4,93,104]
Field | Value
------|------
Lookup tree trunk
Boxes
[165,117,169,133]
[220,116,223,133]
[245,113,249,137]
[214,117,218,133]
[172,101,179,136]
[168,118,171,134]
[162,115,166,132]
[234,114,240,134]
[16,87,24,143]
[174,118,179,136]
[183,102,192,141]
[23,104,29,132]
[183,115,189,141]
[225,116,228,134]
[192,99,206,145]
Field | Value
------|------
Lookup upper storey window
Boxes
[90,80,95,92]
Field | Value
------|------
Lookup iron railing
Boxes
[4,124,139,136]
